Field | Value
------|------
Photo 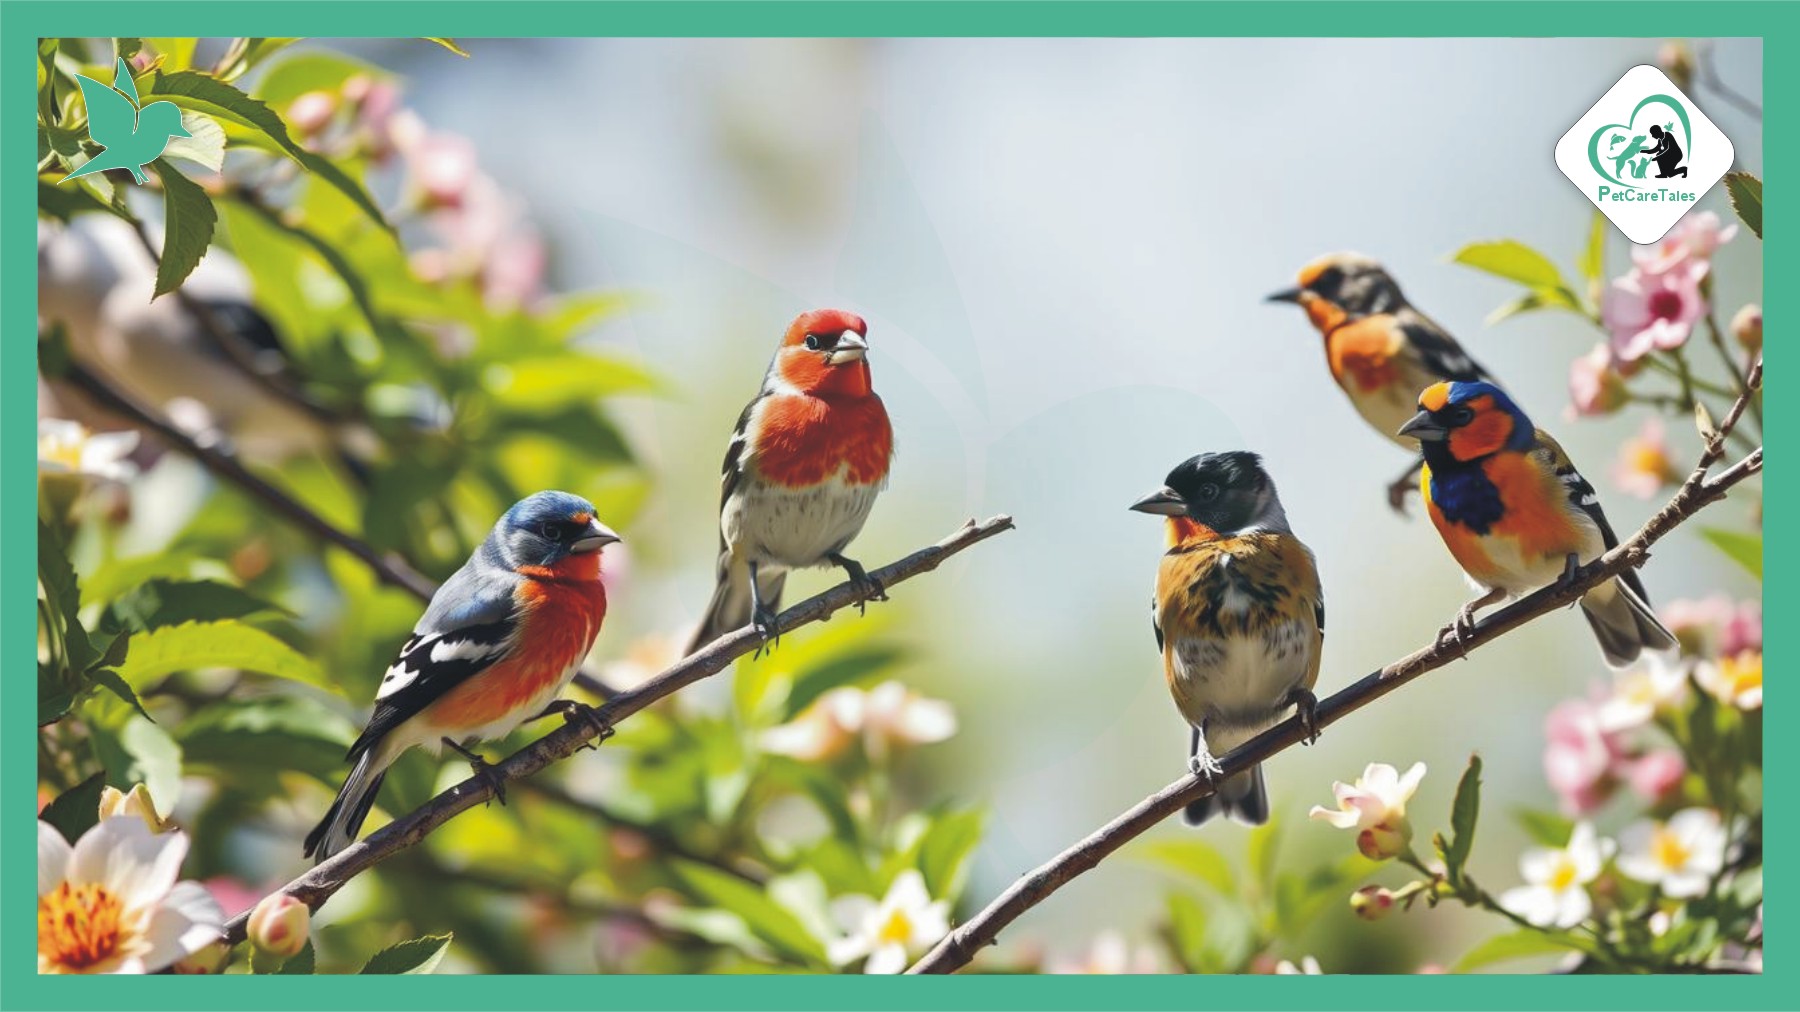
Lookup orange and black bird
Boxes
[1268,253,1496,510]
[1131,452,1324,826]
[1401,381,1677,667]
[686,309,894,653]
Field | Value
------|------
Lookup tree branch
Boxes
[908,364,1761,975]
[220,514,1017,944]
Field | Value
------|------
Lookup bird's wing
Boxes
[719,396,758,516]
[350,579,523,757]
[1151,594,1164,654]
[1396,310,1489,383]
[1534,429,1652,602]
[75,73,139,148]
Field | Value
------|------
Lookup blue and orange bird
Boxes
[1132,452,1325,827]
[305,492,620,861]
[1268,254,1495,510]
[1400,382,1677,667]
[686,309,894,653]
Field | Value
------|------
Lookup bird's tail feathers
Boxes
[685,559,786,656]
[303,746,392,863]
[1581,577,1679,668]
[1184,763,1270,827]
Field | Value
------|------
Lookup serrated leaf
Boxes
[1454,929,1585,972]
[1445,754,1482,885]
[112,620,334,694]
[40,773,107,844]
[150,160,217,297]
[1451,239,1572,290]
[1699,528,1762,580]
[1724,172,1762,240]
[275,940,315,974]
[670,860,828,966]
[109,578,284,632]
[1130,838,1238,897]
[145,71,389,230]
[423,38,471,57]
[89,668,152,722]
[360,933,451,974]
[1579,210,1607,283]
[163,110,225,172]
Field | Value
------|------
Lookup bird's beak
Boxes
[1129,486,1187,516]
[1265,286,1304,304]
[1398,409,1448,442]
[827,330,868,364]
[571,519,622,554]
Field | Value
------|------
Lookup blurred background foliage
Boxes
[38,36,1759,975]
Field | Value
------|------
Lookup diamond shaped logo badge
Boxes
[1554,65,1735,245]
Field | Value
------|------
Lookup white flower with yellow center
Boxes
[38,419,139,484]
[1275,955,1323,974]
[1597,656,1689,732]
[38,817,224,974]
[826,870,950,974]
[1617,808,1727,898]
[1696,652,1762,710]
[1499,822,1614,928]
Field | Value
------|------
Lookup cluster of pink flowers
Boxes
[281,75,550,311]
[1543,689,1685,816]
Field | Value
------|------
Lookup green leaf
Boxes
[485,354,661,411]
[1164,891,1214,973]
[176,695,356,784]
[109,578,285,632]
[1514,807,1574,847]
[1484,288,1584,326]
[145,71,389,231]
[150,160,217,297]
[670,860,829,966]
[1130,838,1237,897]
[1724,172,1762,240]
[275,940,316,974]
[1247,817,1282,890]
[782,645,906,721]
[143,38,198,72]
[360,933,452,974]
[917,808,985,900]
[39,773,108,844]
[112,620,334,694]
[89,667,152,722]
[253,52,380,108]
[423,38,471,57]
[1578,210,1607,283]
[1451,239,1572,290]
[1453,929,1585,972]
[1700,528,1763,580]
[90,716,184,811]
[1445,754,1483,885]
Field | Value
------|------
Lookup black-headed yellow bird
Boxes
[1401,381,1677,667]
[1268,253,1495,509]
[1131,452,1324,826]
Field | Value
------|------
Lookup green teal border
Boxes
[4,3,1781,1009]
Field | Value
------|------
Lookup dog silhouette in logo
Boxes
[1638,124,1687,179]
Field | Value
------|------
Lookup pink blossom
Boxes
[1611,417,1682,499]
[409,132,480,207]
[1602,260,1709,363]
[1623,748,1687,804]
[1635,211,1738,270]
[1543,698,1624,816]
[1567,343,1629,418]
[1661,595,1760,656]
[286,91,338,136]
[345,76,407,162]
[1721,601,1762,657]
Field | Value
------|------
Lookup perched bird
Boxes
[686,309,894,653]
[305,492,620,861]
[1401,381,1677,667]
[62,59,191,185]
[1267,253,1495,510]
[1132,452,1324,827]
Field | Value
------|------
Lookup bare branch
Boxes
[221,515,1017,944]
[908,364,1762,974]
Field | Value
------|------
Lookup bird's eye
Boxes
[1197,483,1221,502]
[540,522,563,541]
[803,334,820,350]
[1448,405,1476,425]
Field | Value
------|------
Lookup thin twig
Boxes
[908,367,1761,975]
[220,515,1017,944]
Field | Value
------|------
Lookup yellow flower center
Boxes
[1652,827,1692,871]
[876,907,913,946]
[1722,653,1762,699]
[1548,858,1579,892]
[38,882,124,970]
[1627,442,1675,481]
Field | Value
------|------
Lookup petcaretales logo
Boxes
[1555,65,1733,245]
[59,58,192,186]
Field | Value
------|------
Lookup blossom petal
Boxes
[38,821,72,896]
[863,941,908,975]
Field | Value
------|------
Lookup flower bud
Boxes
[287,91,338,136]
[1357,819,1412,861]
[1732,304,1762,352]
[1349,885,1396,922]
[247,894,310,959]
[1658,41,1695,92]
[172,939,231,974]
[97,783,170,834]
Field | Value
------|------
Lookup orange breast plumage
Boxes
[423,574,606,731]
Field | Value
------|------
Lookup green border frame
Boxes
[4,3,1781,1008]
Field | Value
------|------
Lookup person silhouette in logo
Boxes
[1639,124,1688,179]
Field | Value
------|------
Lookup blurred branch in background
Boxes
[221,514,1017,944]
[909,363,1761,975]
